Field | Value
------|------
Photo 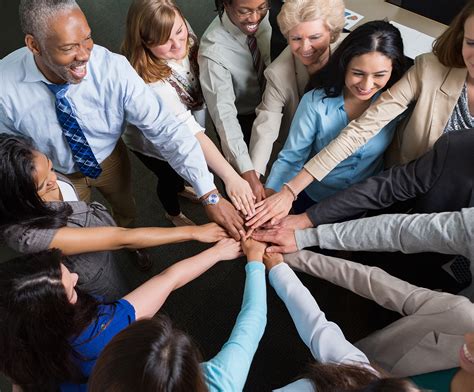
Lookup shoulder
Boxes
[0,48,30,88]
[413,53,451,78]
[88,45,138,82]
[266,46,294,75]
[2,222,57,253]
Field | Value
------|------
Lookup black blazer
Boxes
[307,129,474,225]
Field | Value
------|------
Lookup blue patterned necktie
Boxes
[44,83,102,179]
[247,35,266,92]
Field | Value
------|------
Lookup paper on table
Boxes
[344,9,364,30]
[390,21,436,59]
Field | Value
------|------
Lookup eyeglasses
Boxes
[233,5,270,19]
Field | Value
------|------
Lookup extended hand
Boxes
[204,197,245,241]
[246,187,294,229]
[268,213,313,230]
[211,238,242,261]
[242,170,266,204]
[263,252,284,271]
[225,173,256,217]
[251,227,298,254]
[192,223,229,243]
[241,237,267,261]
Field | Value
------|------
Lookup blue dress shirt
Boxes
[0,46,214,196]
[266,89,398,202]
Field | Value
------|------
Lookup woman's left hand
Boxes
[225,175,257,217]
[192,223,229,243]
[245,187,294,229]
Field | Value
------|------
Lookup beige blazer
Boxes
[249,35,347,176]
[284,250,474,377]
[303,53,468,179]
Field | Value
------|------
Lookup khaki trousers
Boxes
[64,139,136,227]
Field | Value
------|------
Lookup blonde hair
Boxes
[433,1,474,68]
[277,0,345,43]
[121,0,189,83]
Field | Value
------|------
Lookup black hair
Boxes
[0,133,72,232]
[310,20,406,97]
[89,316,208,392]
[215,0,230,18]
[0,249,99,391]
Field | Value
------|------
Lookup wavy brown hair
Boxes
[122,0,190,83]
[433,1,474,67]
[305,362,419,392]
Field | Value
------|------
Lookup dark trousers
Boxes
[132,150,184,216]
[237,112,257,146]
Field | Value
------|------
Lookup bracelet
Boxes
[283,182,298,201]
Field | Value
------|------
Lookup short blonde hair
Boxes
[277,0,345,43]
[433,1,474,68]
[121,0,189,83]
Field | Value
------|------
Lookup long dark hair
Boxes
[0,133,72,231]
[306,362,418,392]
[0,249,99,391]
[310,20,406,97]
[89,316,208,392]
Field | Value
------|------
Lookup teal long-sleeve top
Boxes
[202,261,267,392]
[266,89,399,203]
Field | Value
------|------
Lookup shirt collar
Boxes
[22,46,91,84]
[221,11,250,46]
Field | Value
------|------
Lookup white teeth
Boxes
[464,344,474,364]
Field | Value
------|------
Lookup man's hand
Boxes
[251,227,298,254]
[242,170,266,203]
[204,197,245,241]
[269,213,313,230]
[263,252,284,271]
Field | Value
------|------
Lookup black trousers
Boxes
[132,150,184,216]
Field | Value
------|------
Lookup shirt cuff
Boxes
[268,262,291,286]
[295,228,319,250]
[304,156,331,181]
[246,261,265,271]
[191,173,216,198]
[233,153,255,174]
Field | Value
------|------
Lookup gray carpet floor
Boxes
[0,1,398,390]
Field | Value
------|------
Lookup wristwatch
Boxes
[201,192,220,206]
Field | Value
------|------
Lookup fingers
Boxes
[229,195,243,212]
[251,231,275,243]
[266,245,288,253]
[246,209,273,229]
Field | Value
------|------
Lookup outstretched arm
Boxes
[124,238,242,319]
[296,209,474,261]
[47,223,228,256]
[269,262,370,365]
[203,239,267,392]
[195,131,256,216]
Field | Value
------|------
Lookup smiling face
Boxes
[288,19,331,68]
[344,51,393,102]
[459,332,474,374]
[26,8,93,84]
[32,151,59,201]
[462,15,474,82]
[224,0,269,36]
[148,10,188,62]
[61,263,79,305]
